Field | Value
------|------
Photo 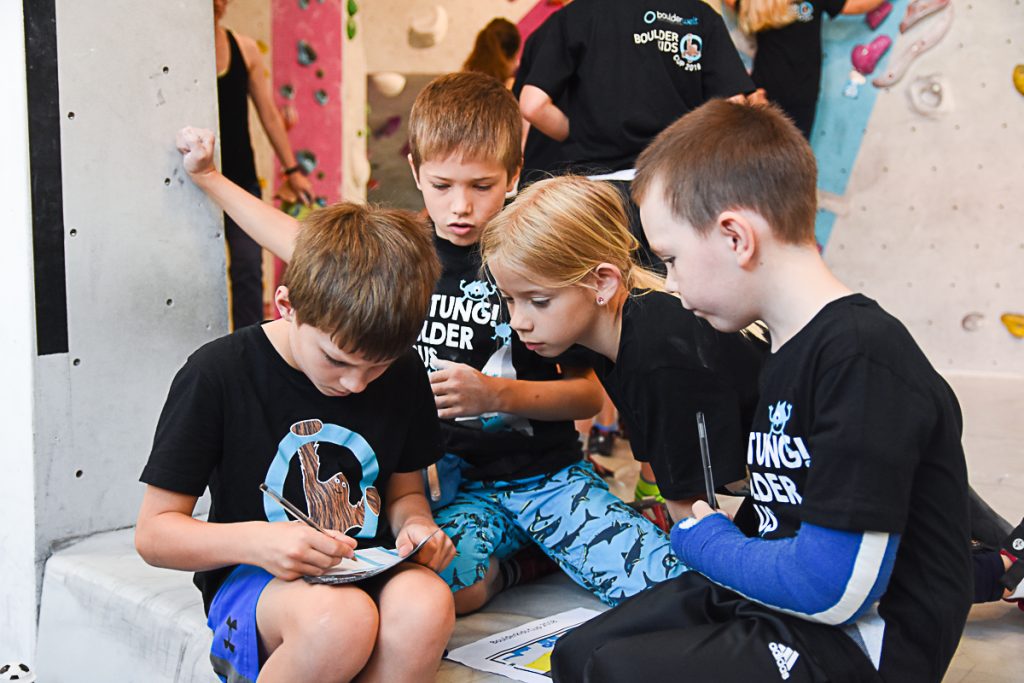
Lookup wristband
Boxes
[283,164,303,176]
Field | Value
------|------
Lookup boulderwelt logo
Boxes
[637,10,702,69]
[642,9,699,26]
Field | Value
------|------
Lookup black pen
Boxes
[696,412,718,510]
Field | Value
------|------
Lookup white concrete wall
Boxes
[0,2,39,663]
[363,0,534,74]
[18,2,227,652]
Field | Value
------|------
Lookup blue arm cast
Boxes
[670,514,899,625]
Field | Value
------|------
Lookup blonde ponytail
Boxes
[739,0,798,34]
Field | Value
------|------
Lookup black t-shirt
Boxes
[514,14,570,184]
[733,295,971,682]
[524,0,753,172]
[414,235,583,481]
[561,292,766,499]
[749,0,846,106]
[140,324,442,612]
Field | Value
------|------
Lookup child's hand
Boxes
[255,522,356,581]
[175,126,218,178]
[429,359,498,419]
[396,518,456,573]
[692,500,733,521]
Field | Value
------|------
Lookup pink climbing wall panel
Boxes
[271,0,344,204]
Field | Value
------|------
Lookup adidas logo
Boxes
[769,642,800,680]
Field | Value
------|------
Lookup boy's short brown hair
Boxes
[633,100,818,245]
[283,203,440,362]
[408,71,522,177]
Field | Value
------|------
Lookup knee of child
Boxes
[403,569,457,631]
[298,585,380,646]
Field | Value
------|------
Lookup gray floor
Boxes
[443,372,1024,681]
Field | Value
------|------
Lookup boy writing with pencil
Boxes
[553,101,971,683]
[135,190,455,683]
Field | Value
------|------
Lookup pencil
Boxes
[259,483,327,534]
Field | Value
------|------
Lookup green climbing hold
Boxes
[314,89,329,105]
[347,0,358,17]
[346,16,357,40]
[279,84,295,100]
[298,0,308,8]
[316,68,324,79]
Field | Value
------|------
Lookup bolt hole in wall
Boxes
[66,111,74,119]
[165,299,174,307]
[69,228,77,237]
[72,358,80,366]
[74,470,83,479]
[163,177,171,186]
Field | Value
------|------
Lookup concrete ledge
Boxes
[34,526,605,682]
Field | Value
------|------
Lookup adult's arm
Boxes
[235,32,314,205]
[519,85,570,142]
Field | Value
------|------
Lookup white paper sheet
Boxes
[445,608,601,682]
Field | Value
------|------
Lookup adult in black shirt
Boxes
[726,0,886,138]
[215,0,313,328]
[512,11,570,185]
[520,0,754,174]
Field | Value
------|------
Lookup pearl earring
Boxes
[597,297,605,305]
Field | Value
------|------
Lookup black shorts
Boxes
[552,572,881,683]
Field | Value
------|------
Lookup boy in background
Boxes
[136,185,455,683]
[553,100,971,683]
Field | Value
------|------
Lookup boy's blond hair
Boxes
[283,203,440,361]
[481,176,664,293]
[633,100,818,245]
[408,72,522,177]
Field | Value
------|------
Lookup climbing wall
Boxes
[810,0,1024,375]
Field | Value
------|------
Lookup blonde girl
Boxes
[481,176,767,521]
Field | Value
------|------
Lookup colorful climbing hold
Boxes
[865,1,892,30]
[297,40,317,66]
[347,0,358,17]
[298,0,309,9]
[295,149,318,174]
[1014,65,1024,96]
[280,84,295,100]
[1001,314,1024,339]
[346,16,357,40]
[314,89,329,105]
[851,35,891,75]
[373,115,402,139]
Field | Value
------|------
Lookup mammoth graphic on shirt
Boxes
[290,419,381,534]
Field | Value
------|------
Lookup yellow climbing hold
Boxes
[1001,313,1024,338]
[1014,65,1024,96]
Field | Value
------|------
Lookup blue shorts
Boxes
[435,461,688,605]
[207,564,274,683]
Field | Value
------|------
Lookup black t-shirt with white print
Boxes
[524,0,753,173]
[748,0,846,106]
[733,294,971,682]
[415,235,583,481]
[560,292,766,500]
[140,324,442,613]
